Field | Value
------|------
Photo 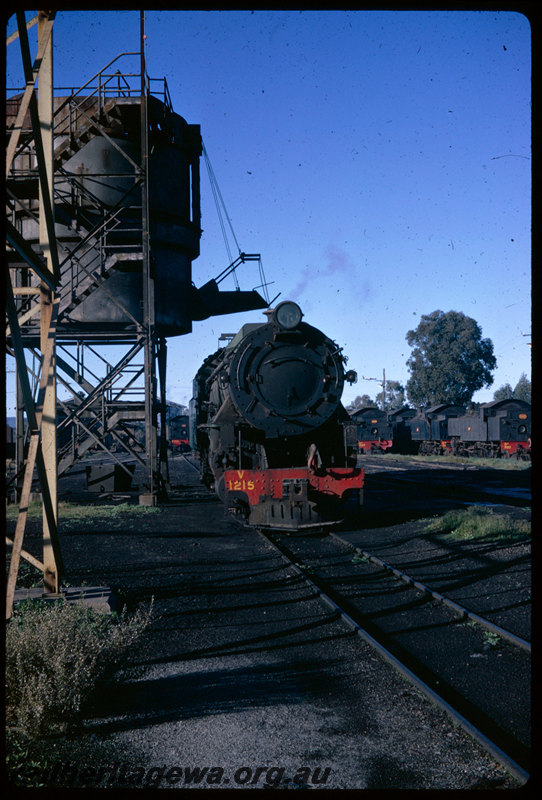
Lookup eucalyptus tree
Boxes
[405,310,496,407]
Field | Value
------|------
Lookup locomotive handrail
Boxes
[52,53,141,118]
[214,253,263,285]
[267,356,321,368]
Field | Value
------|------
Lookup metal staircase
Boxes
[7,56,160,495]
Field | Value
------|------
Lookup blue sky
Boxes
[6,9,531,412]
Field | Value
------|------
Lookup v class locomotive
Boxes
[190,301,364,530]
[351,400,531,459]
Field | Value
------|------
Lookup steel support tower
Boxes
[5,12,268,616]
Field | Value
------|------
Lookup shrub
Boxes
[5,598,152,737]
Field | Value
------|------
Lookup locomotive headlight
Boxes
[345,370,358,384]
[273,301,303,330]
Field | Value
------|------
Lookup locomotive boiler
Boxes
[190,301,363,530]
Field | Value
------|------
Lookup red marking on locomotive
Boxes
[224,466,364,506]
[501,441,531,455]
[357,440,393,453]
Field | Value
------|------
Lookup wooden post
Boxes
[38,11,59,593]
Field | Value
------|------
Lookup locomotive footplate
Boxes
[224,466,364,531]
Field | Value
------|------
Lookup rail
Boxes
[261,529,530,783]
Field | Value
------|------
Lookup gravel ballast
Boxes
[7,455,529,789]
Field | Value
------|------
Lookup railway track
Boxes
[329,532,530,653]
[258,527,530,784]
[165,454,220,503]
[170,453,530,780]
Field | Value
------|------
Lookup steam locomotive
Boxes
[350,407,393,454]
[190,301,364,530]
[169,414,190,453]
[447,399,531,458]
[351,400,531,459]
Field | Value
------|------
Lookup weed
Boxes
[464,619,502,649]
[482,630,502,649]
[5,729,55,788]
[296,563,315,575]
[5,597,152,737]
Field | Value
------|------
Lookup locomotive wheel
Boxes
[214,474,227,503]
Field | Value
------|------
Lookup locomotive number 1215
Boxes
[226,474,255,492]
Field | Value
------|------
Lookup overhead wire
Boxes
[202,141,273,304]
[202,143,240,289]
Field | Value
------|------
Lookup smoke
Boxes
[290,244,369,303]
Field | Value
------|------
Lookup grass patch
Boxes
[5,557,43,589]
[5,500,163,531]
[425,505,530,542]
[387,453,530,470]
[6,597,152,739]
[6,502,163,592]
[5,726,143,789]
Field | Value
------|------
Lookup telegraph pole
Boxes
[362,368,386,410]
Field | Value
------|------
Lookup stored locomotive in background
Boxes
[169,414,191,453]
[407,403,467,456]
[447,399,531,458]
[351,399,531,460]
[350,406,393,454]
[190,301,363,530]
